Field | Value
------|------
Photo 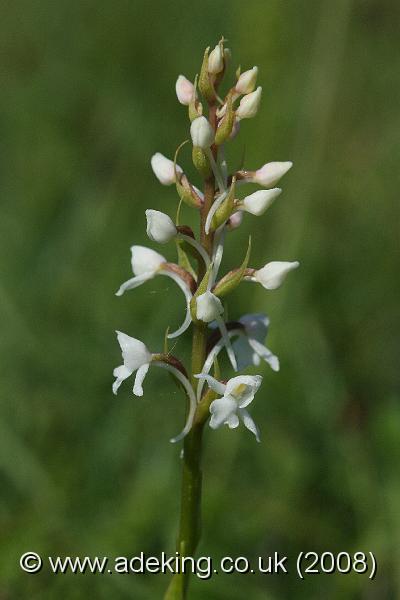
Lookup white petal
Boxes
[209,396,238,429]
[133,363,150,396]
[115,272,153,296]
[239,408,260,442]
[255,261,299,290]
[194,373,226,396]
[196,291,223,323]
[226,413,240,429]
[254,161,292,187]
[160,270,193,340]
[239,313,269,340]
[248,338,280,372]
[236,86,262,120]
[242,188,281,216]
[232,335,257,370]
[112,364,132,395]
[146,209,177,244]
[215,314,238,371]
[151,152,182,185]
[225,374,262,408]
[130,245,166,276]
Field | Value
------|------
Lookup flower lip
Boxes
[145,209,177,244]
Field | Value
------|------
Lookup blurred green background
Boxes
[1,0,399,598]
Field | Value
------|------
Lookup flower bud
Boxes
[131,246,167,276]
[190,116,214,149]
[236,86,262,120]
[227,211,243,230]
[241,188,282,216]
[235,66,258,95]
[175,75,195,105]
[145,209,177,244]
[196,291,224,323]
[255,261,299,290]
[151,153,182,186]
[208,44,224,74]
[253,161,293,187]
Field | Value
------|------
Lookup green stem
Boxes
[165,101,218,600]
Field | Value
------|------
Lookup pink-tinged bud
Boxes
[208,44,224,74]
[254,161,293,187]
[175,75,195,106]
[190,116,214,149]
[235,66,258,95]
[151,152,182,186]
[236,86,262,120]
[227,211,243,230]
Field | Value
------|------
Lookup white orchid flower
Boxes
[196,313,278,401]
[113,331,197,443]
[145,210,210,266]
[195,374,262,441]
[151,152,182,185]
[196,291,237,371]
[113,331,153,396]
[175,75,195,105]
[233,314,279,372]
[115,246,193,338]
[248,260,300,290]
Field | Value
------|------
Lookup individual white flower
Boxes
[233,314,279,371]
[115,246,193,339]
[190,116,214,149]
[236,86,262,120]
[235,66,258,95]
[251,261,300,290]
[113,331,152,396]
[151,152,182,186]
[196,291,223,323]
[175,75,195,105]
[208,44,224,74]
[145,209,177,244]
[195,374,263,441]
[252,161,293,187]
[240,188,282,216]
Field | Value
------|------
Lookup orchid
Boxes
[112,38,300,596]
[196,374,262,441]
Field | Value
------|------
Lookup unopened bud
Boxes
[175,75,195,106]
[208,44,224,74]
[236,86,262,120]
[196,291,224,323]
[151,153,182,186]
[241,188,282,216]
[145,210,177,244]
[190,116,214,149]
[235,66,258,95]
[255,261,299,290]
[227,211,243,230]
[253,161,293,187]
